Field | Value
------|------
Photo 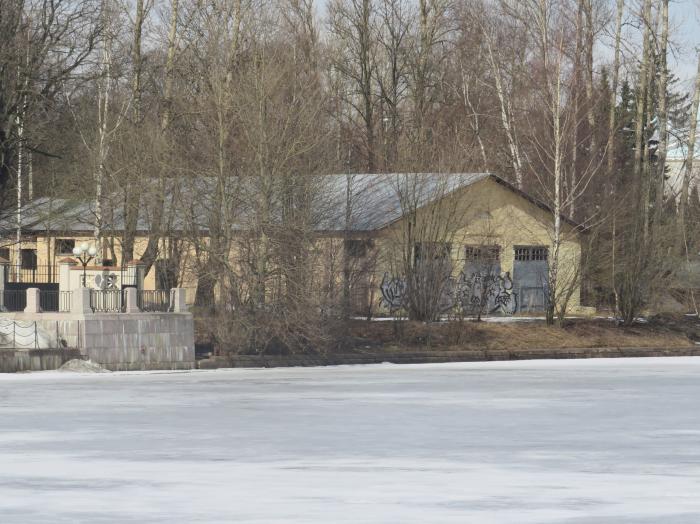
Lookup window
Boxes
[20,249,37,270]
[102,259,115,267]
[55,239,75,255]
[465,245,500,262]
[0,248,9,261]
[532,247,548,261]
[156,259,178,290]
[414,242,451,263]
[514,246,548,262]
[344,239,372,259]
[515,247,530,261]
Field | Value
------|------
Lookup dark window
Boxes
[514,246,548,262]
[414,242,451,263]
[0,248,9,261]
[532,247,548,261]
[514,248,529,261]
[55,239,75,255]
[156,259,178,290]
[344,239,372,258]
[20,249,37,269]
[102,259,115,267]
[465,245,500,262]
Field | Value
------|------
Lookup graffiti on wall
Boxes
[379,270,518,316]
[379,273,408,313]
[457,270,517,315]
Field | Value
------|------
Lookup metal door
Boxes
[512,246,548,313]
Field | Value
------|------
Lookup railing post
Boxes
[72,287,92,314]
[172,288,188,313]
[125,287,140,313]
[24,288,41,313]
[0,256,8,312]
[126,259,146,290]
[58,258,78,294]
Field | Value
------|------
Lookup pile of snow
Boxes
[58,359,110,373]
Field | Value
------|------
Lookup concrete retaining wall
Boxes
[0,348,81,373]
[198,346,700,368]
[81,313,195,371]
[4,312,195,371]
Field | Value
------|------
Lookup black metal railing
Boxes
[90,289,124,313]
[138,289,172,312]
[0,319,40,348]
[0,290,27,312]
[39,290,72,312]
[6,265,58,284]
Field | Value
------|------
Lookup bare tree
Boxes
[679,52,700,244]
[328,0,377,171]
[0,0,100,266]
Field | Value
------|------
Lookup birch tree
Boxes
[679,52,700,242]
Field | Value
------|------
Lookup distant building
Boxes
[0,173,590,316]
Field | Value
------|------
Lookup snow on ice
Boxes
[2,358,700,523]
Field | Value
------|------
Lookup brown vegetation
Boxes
[342,317,696,353]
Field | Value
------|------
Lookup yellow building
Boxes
[1,173,589,316]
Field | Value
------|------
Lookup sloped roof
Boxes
[317,173,491,231]
[7,172,581,235]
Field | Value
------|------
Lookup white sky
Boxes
[312,0,700,88]
[669,0,700,85]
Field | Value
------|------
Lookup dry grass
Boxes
[196,313,698,355]
[344,317,695,352]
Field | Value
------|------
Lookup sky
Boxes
[668,0,700,85]
[312,0,700,88]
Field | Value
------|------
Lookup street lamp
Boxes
[72,242,98,287]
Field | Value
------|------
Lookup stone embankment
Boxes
[198,346,700,368]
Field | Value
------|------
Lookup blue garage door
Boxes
[512,246,548,313]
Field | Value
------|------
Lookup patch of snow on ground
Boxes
[57,359,110,373]
[2,358,700,523]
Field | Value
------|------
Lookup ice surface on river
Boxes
[2,358,700,523]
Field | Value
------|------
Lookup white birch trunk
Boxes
[654,0,669,224]
[485,37,523,187]
[680,54,700,233]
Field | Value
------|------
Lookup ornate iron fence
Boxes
[6,265,58,284]
[39,291,72,312]
[90,289,124,313]
[138,290,172,312]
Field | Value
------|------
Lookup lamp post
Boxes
[72,242,97,287]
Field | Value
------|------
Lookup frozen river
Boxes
[2,358,700,523]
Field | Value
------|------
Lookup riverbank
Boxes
[199,314,700,368]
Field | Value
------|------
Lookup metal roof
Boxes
[6,172,581,235]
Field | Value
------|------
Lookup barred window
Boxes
[465,245,500,262]
[514,246,548,261]
[515,247,530,261]
[531,247,548,261]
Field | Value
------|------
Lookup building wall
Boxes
[372,177,585,313]
[3,176,586,315]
